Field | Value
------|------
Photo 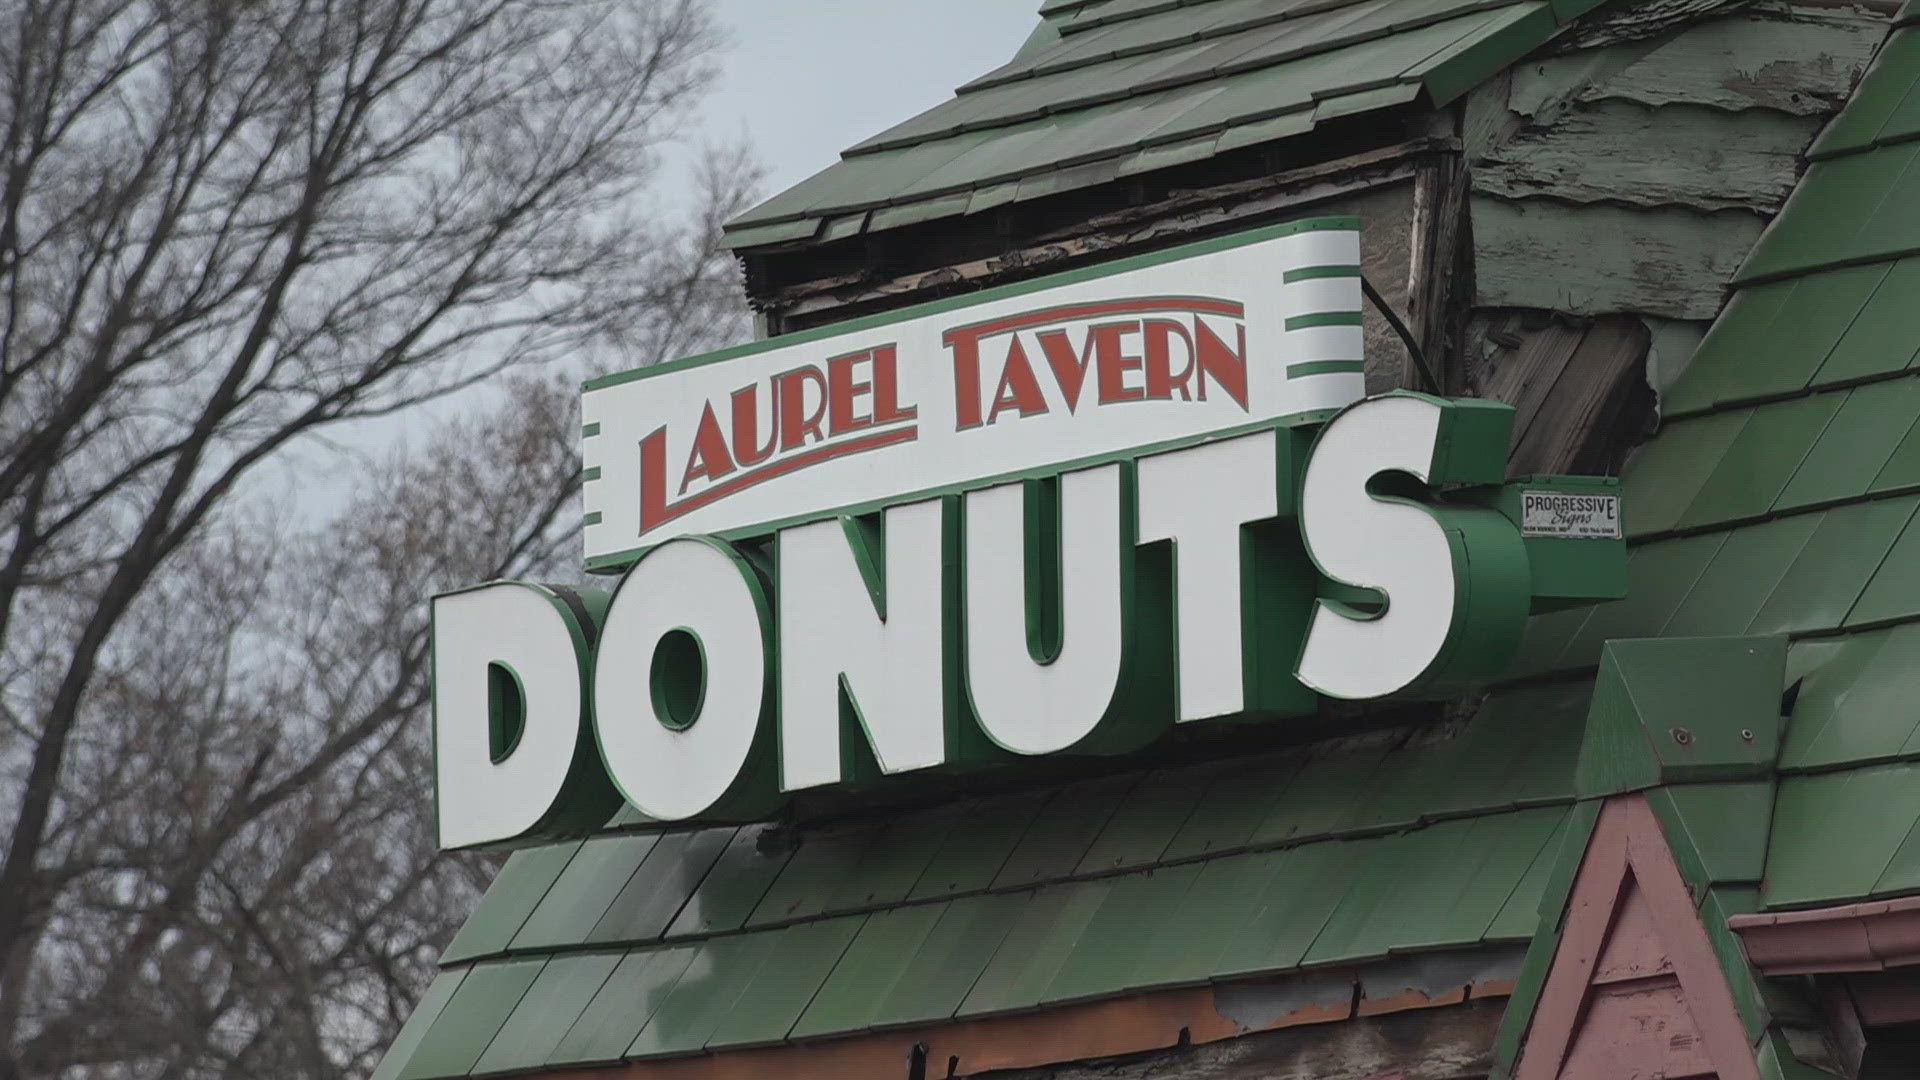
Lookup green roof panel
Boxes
[1661,515,1823,638]
[1774,381,1920,510]
[1809,29,1920,159]
[472,952,624,1075]
[511,834,658,951]
[1765,762,1920,908]
[726,0,1590,247]
[547,946,699,1067]
[705,915,865,1049]
[586,828,732,946]
[1746,497,1919,636]
[1674,393,1847,529]
[397,960,543,1080]
[439,843,582,965]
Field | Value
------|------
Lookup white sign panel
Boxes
[1520,490,1622,539]
[582,218,1365,569]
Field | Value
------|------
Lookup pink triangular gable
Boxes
[1515,795,1759,1080]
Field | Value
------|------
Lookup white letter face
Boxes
[777,500,948,791]
[594,538,768,821]
[432,583,588,850]
[964,464,1126,756]
[1295,395,1455,699]
[1137,431,1279,722]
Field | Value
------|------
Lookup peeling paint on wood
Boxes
[1529,3,1885,116]
[1471,197,1764,319]
[1474,100,1820,212]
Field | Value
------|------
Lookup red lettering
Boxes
[729,384,777,468]
[1195,319,1249,410]
[1143,319,1195,401]
[827,349,874,436]
[945,329,985,430]
[871,345,917,425]
[987,336,1049,424]
[1092,321,1144,405]
[774,364,829,451]
[640,425,670,533]
[1036,328,1096,413]
[679,402,735,494]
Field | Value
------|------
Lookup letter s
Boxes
[1294,394,1529,700]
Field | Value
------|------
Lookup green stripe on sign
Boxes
[583,511,603,526]
[1283,264,1362,283]
[582,423,601,437]
[583,466,602,481]
[1285,311,1364,331]
[1287,360,1364,378]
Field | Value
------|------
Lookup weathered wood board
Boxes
[1470,198,1763,319]
[1474,100,1819,212]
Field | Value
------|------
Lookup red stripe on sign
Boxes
[640,422,920,535]
[942,296,1244,344]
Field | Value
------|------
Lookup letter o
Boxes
[593,537,770,821]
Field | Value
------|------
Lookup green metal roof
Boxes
[1502,13,1920,916]
[377,688,1596,1077]
[722,0,1608,249]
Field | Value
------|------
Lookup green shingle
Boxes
[1775,381,1920,510]
[1041,865,1205,1005]
[548,946,699,1066]
[1675,393,1847,529]
[370,970,467,1080]
[1212,839,1360,978]
[439,843,581,965]
[1160,754,1305,859]
[747,823,882,926]
[791,904,949,1038]
[1617,411,1749,538]
[1808,261,1920,384]
[872,891,1030,1026]
[626,933,777,1058]
[587,828,732,946]
[994,774,1137,886]
[1555,533,1729,669]
[1809,29,1920,159]
[1661,515,1823,638]
[1746,497,1920,636]
[472,953,624,1075]
[1660,280,1797,415]
[705,915,865,1049]
[1781,623,1920,770]
[1073,762,1222,873]
[1766,763,1920,907]
[906,791,1047,899]
[664,826,790,937]
[958,880,1113,1017]
[1736,145,1920,284]
[1645,783,1772,890]
[1846,500,1920,626]
[511,834,658,951]
[398,960,544,1079]
[727,0,1568,246]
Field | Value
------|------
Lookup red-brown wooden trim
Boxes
[1730,896,1920,976]
[1514,794,1760,1080]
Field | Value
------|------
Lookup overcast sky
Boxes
[699,0,1042,202]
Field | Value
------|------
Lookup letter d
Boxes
[431,582,615,849]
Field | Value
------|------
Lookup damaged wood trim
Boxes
[1407,150,1472,394]
[754,137,1462,329]
[1731,896,1920,977]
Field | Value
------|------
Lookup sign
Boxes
[581,218,1367,568]
[1521,490,1622,539]
[429,219,1627,852]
